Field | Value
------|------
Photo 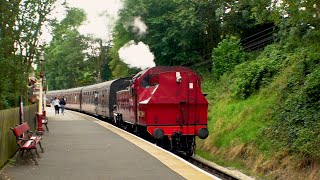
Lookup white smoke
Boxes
[124,16,147,36]
[118,40,155,69]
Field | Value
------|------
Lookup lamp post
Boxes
[43,76,47,118]
[37,55,44,134]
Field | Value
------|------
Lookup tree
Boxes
[85,37,113,82]
[0,0,57,109]
[110,0,221,75]
[212,37,246,80]
[45,7,88,90]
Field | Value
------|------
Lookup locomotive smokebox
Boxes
[153,128,164,139]
[198,128,209,139]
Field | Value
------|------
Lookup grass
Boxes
[207,87,276,150]
[198,63,320,179]
[195,144,254,177]
[196,83,280,179]
[198,43,320,179]
[198,75,279,178]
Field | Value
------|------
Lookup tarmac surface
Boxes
[0,108,217,180]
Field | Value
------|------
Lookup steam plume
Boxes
[124,16,147,36]
[118,40,155,69]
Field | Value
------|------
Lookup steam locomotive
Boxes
[47,66,209,156]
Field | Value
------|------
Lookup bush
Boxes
[211,37,246,80]
[270,46,320,159]
[230,45,284,99]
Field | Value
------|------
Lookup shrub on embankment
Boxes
[198,37,320,179]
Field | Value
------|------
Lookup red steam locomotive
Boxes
[47,66,208,156]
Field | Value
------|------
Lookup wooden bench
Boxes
[10,122,44,165]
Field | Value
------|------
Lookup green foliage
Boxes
[269,46,320,159]
[264,12,320,160]
[230,44,283,99]
[215,0,270,37]
[45,7,93,90]
[212,37,246,80]
[111,0,220,72]
[0,57,23,108]
[203,73,276,150]
[202,42,319,179]
[0,0,56,109]
[61,8,87,28]
[270,1,320,28]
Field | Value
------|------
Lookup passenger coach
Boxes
[81,78,130,117]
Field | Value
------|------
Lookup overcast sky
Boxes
[42,0,123,42]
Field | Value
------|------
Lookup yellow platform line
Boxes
[95,120,218,180]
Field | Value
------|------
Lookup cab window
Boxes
[141,74,159,88]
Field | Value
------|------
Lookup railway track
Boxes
[190,157,235,179]
[173,150,239,180]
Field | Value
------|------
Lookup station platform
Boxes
[0,108,217,180]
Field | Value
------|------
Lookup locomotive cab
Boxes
[140,67,208,154]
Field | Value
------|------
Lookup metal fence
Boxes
[0,104,38,168]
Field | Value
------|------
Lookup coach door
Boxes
[94,90,99,115]
[101,89,107,117]
[79,89,83,110]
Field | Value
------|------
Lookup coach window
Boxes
[87,92,89,103]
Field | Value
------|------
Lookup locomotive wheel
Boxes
[186,138,195,156]
[133,125,141,136]
[186,148,194,157]
[155,139,163,147]
[169,139,175,152]
[116,115,123,127]
[122,123,132,132]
